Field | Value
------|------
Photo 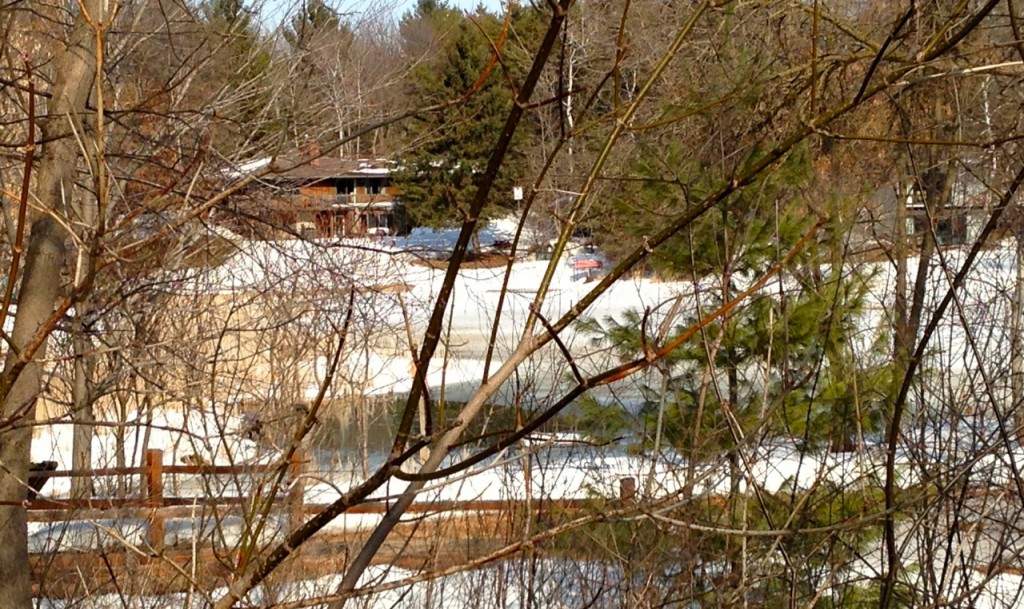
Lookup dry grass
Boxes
[410,252,512,269]
[30,511,524,601]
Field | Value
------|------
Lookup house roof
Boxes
[264,157,394,182]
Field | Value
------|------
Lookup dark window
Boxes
[357,178,383,195]
[367,213,392,231]
[335,179,355,196]
[912,212,966,245]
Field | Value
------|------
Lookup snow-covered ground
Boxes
[33,229,1024,506]
[28,226,1024,607]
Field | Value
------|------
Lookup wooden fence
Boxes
[19,449,639,554]
[23,449,305,552]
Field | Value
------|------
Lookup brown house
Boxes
[255,155,404,239]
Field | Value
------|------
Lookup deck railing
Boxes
[276,193,396,208]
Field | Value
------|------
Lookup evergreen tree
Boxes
[394,4,540,229]
[198,0,275,154]
[284,0,348,53]
[398,0,457,59]
[202,0,255,36]
[576,149,892,604]
[583,146,889,454]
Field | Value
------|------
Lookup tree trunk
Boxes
[0,218,67,609]
[70,300,95,500]
[893,180,910,366]
[0,2,98,605]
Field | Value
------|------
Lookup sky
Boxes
[261,0,506,30]
[389,0,505,17]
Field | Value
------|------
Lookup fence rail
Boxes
[18,449,305,552]
[17,448,639,555]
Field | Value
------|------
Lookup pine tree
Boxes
[585,145,889,454]
[398,0,456,60]
[577,147,892,605]
[284,0,348,53]
[199,0,275,154]
[202,0,255,36]
[394,4,539,229]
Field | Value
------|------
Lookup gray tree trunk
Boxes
[0,2,98,606]
[70,301,95,500]
[0,219,67,609]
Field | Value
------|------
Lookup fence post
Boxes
[144,449,164,553]
[288,449,305,530]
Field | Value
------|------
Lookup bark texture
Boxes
[0,3,98,606]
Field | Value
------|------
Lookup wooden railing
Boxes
[275,193,396,209]
[19,448,639,554]
[22,449,305,552]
